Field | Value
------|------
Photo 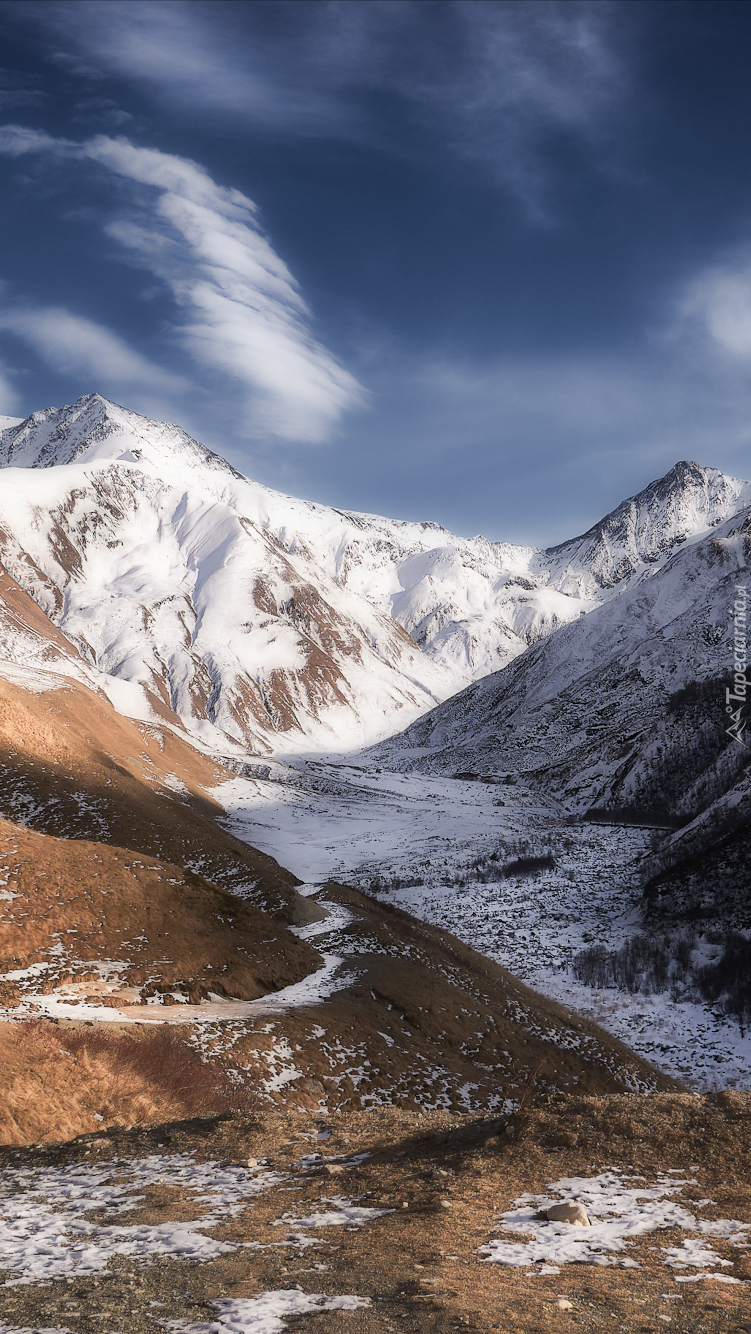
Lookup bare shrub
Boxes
[695,934,751,1036]
[573,929,751,1034]
[21,1021,255,1123]
[574,934,673,995]
[502,854,556,879]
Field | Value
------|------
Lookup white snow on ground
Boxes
[0,1156,282,1285]
[217,762,751,1090]
[161,1291,370,1334]
[480,1171,751,1281]
[0,662,71,695]
[272,1197,393,1229]
[0,1153,392,1289]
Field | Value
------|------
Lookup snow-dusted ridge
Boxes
[1,393,749,755]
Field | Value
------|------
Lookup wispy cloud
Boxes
[0,305,183,389]
[0,126,363,440]
[676,257,751,361]
[0,64,45,110]
[0,361,19,416]
[23,0,630,218]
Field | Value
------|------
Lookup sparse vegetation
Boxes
[607,676,751,824]
[365,872,425,893]
[59,1023,255,1117]
[9,1020,255,1135]
[363,837,566,894]
[582,806,684,829]
[695,933,751,1036]
[502,853,556,878]
[573,929,751,1034]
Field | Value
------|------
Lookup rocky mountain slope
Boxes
[0,648,675,1142]
[2,394,749,754]
[369,492,751,952]
[371,502,750,808]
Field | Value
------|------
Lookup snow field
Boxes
[218,763,751,1090]
[481,1170,750,1280]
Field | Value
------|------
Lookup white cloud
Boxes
[678,260,751,360]
[0,124,62,156]
[0,305,183,389]
[0,362,19,416]
[0,127,363,441]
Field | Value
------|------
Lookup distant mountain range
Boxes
[1,393,749,763]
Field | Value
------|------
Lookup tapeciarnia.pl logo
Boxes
[726,582,749,746]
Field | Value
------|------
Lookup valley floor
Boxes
[216,761,751,1092]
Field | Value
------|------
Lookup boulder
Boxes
[545,1201,590,1227]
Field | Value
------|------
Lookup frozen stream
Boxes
[217,760,751,1091]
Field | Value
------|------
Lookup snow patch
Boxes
[272,1197,393,1229]
[480,1171,750,1273]
[160,1291,370,1334]
[0,1155,283,1285]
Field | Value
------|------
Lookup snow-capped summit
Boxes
[0,392,241,478]
[544,459,751,598]
[0,394,748,756]
[371,489,751,828]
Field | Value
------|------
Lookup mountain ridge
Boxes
[1,393,749,756]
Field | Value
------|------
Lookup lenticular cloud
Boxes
[0,126,363,442]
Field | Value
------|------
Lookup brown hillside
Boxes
[203,879,679,1118]
[0,853,677,1144]
[0,671,306,920]
[0,816,321,1011]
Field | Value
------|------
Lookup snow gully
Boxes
[725,582,749,745]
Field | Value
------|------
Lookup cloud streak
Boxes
[0,304,183,390]
[0,362,19,416]
[0,125,363,441]
[677,257,751,361]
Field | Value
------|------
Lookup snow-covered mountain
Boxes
[1,393,750,755]
[0,396,460,752]
[545,459,751,596]
[371,500,751,800]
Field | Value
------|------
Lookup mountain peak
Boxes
[0,392,245,483]
[544,457,751,595]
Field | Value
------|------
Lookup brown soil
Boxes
[0,1093,748,1333]
[0,816,320,1009]
[0,1020,252,1144]
[0,670,305,920]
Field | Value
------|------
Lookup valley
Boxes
[216,759,751,1090]
[0,394,749,1330]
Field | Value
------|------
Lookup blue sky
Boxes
[2,1,751,543]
